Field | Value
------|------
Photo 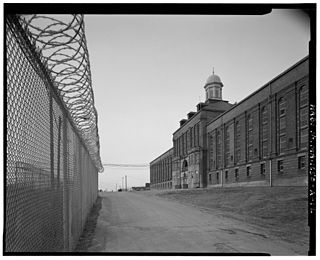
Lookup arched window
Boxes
[278,98,286,154]
[182,160,188,172]
[299,86,308,149]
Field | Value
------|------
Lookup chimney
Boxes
[187,112,196,119]
[179,119,187,127]
[197,102,207,111]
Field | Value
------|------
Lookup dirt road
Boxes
[87,191,304,255]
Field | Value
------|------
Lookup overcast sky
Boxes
[84,9,310,191]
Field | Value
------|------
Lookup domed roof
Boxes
[205,67,223,86]
[206,74,222,85]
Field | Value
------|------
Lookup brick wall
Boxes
[206,57,309,188]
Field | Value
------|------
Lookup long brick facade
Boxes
[150,148,173,189]
[150,56,309,189]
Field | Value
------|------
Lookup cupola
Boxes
[204,67,223,101]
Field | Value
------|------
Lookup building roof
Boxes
[206,55,309,127]
[205,68,223,87]
[206,74,222,85]
[149,147,174,165]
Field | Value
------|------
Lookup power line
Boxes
[102,163,149,168]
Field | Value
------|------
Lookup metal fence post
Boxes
[62,115,70,251]
[50,94,54,191]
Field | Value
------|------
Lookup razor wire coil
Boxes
[17,14,103,172]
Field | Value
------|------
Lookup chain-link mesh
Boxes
[5,15,101,252]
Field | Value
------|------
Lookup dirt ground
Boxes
[74,196,102,252]
[76,187,309,255]
[152,186,309,249]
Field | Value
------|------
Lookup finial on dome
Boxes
[212,67,214,75]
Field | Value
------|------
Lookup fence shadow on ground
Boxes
[74,196,103,252]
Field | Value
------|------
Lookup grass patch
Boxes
[156,186,308,246]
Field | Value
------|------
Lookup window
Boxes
[248,114,253,130]
[246,166,251,178]
[235,121,241,163]
[247,114,253,161]
[260,163,266,175]
[278,98,287,154]
[187,129,190,150]
[298,156,306,169]
[215,89,219,98]
[209,89,214,98]
[261,106,269,158]
[300,128,308,148]
[208,133,214,170]
[299,86,308,149]
[209,174,212,183]
[248,145,253,160]
[217,130,222,168]
[216,172,219,181]
[195,124,200,146]
[185,133,188,154]
[300,85,308,107]
[235,168,239,181]
[193,125,196,147]
[278,160,284,173]
[225,170,228,180]
[225,126,230,166]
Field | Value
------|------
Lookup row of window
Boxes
[150,158,172,184]
[208,155,306,183]
[173,123,200,157]
[208,85,308,171]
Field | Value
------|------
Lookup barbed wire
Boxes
[17,14,103,172]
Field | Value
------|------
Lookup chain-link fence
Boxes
[5,15,103,252]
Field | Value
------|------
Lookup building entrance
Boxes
[181,160,188,189]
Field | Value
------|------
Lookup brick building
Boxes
[150,148,173,189]
[207,56,309,187]
[171,71,233,189]
[150,56,309,189]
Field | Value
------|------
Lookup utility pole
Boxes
[122,177,124,191]
[125,175,127,191]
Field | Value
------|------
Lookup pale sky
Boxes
[84,9,310,191]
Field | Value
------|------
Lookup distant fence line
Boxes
[5,14,103,252]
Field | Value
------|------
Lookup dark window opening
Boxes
[260,163,266,175]
[298,156,306,169]
[225,170,228,180]
[278,160,284,173]
[246,166,251,178]
[235,168,239,180]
